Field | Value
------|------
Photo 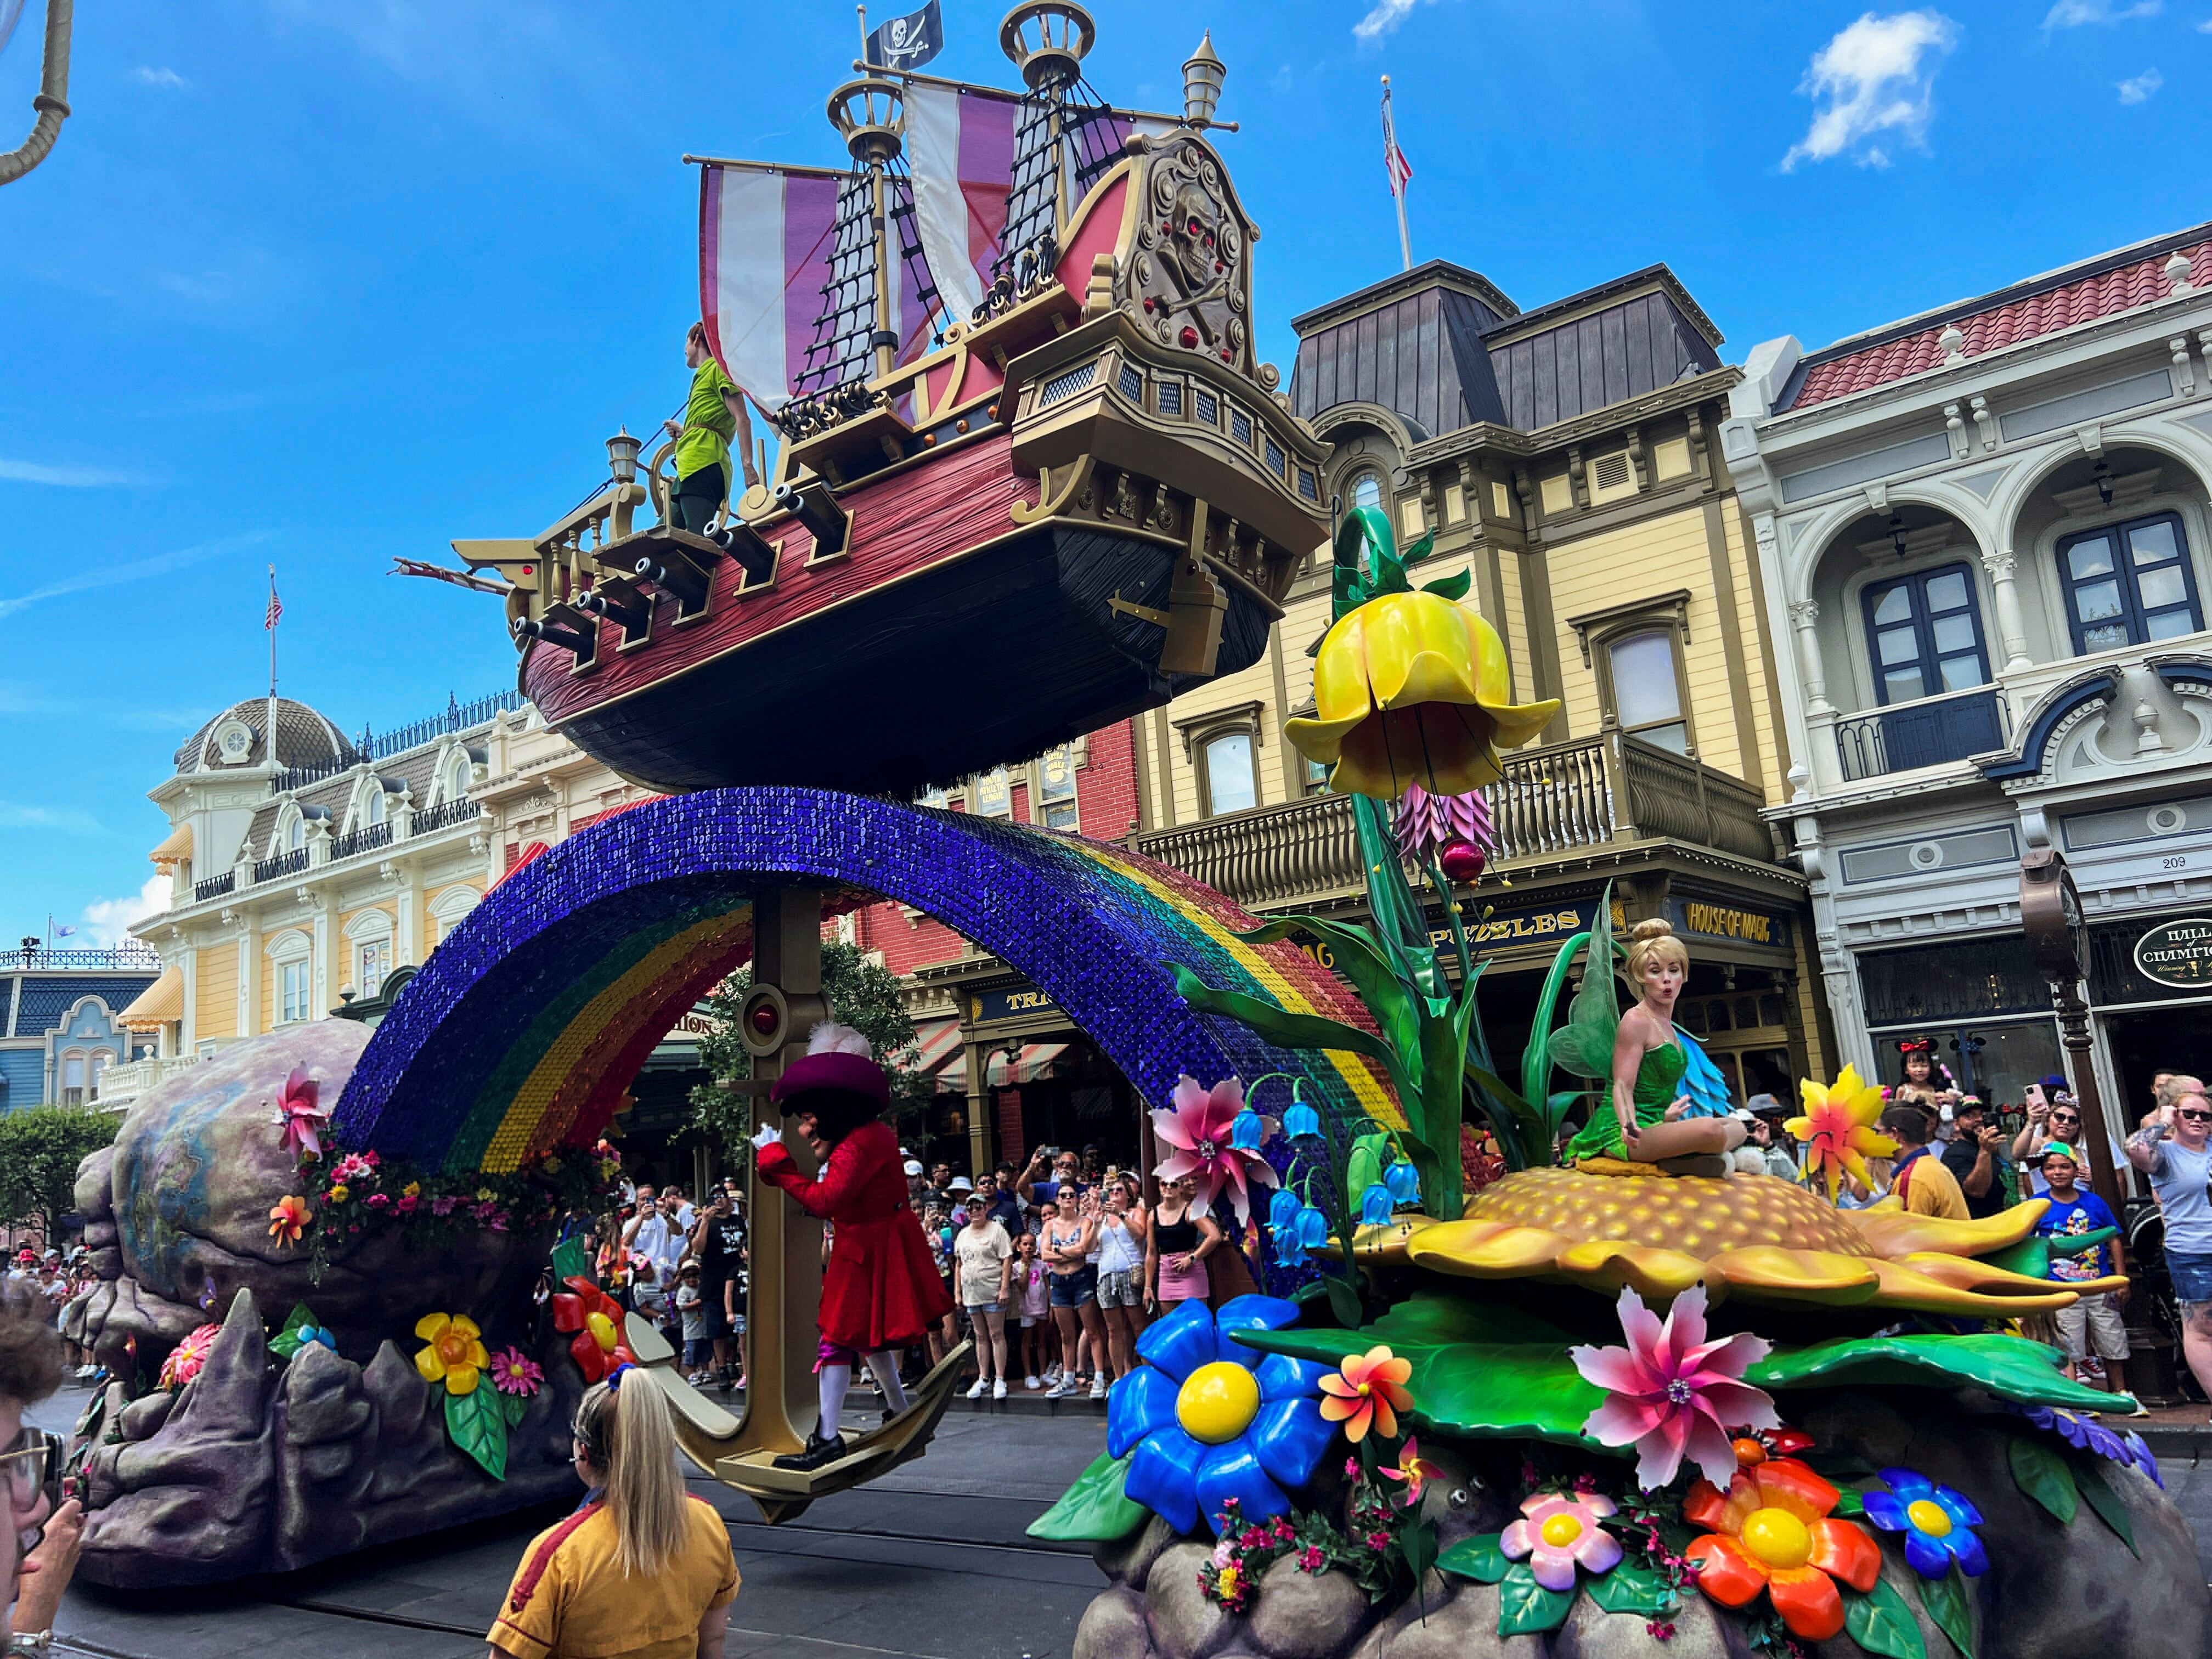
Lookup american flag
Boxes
[1381,81,1414,196]
[265,568,281,630]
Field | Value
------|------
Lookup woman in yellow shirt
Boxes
[487,1370,738,1659]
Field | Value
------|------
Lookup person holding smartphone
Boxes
[2128,1091,2212,1409]
[1,1279,83,1655]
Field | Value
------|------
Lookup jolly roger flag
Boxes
[866,0,944,72]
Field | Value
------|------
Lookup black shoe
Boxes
[772,1430,848,1472]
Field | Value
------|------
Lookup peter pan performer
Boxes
[748,1024,953,1470]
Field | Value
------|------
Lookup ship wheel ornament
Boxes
[1124,139,1249,374]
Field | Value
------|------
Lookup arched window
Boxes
[1861,563,1989,704]
[2056,511,2200,653]
[445,751,472,802]
[1606,629,1689,753]
[285,811,307,853]
[1350,472,1385,512]
[60,1052,86,1107]
[366,787,387,826]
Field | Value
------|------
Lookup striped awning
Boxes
[912,1019,964,1079]
[986,1042,1068,1088]
[119,966,184,1031]
[149,823,192,867]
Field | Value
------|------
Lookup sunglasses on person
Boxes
[0,1428,57,1513]
[2180,1109,2212,1124]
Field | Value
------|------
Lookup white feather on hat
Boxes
[806,1022,873,1058]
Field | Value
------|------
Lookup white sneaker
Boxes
[1024,1374,1042,1390]
[1088,1374,1108,1401]
[992,1378,1008,1400]
[966,1377,989,1399]
[1043,1364,1063,1383]
[1046,1378,1078,1398]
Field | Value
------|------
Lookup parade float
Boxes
[56,7,2211,1649]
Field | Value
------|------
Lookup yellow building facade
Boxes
[1130,261,1829,1103]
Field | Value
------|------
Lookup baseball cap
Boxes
[903,1159,924,1177]
[2036,1141,2080,1164]
[2039,1075,2069,1092]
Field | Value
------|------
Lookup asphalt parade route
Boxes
[29,1387,1113,1659]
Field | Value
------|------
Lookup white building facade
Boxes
[1724,221,2212,1116]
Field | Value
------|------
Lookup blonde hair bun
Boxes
[1623,915,1690,976]
[1628,918,1676,944]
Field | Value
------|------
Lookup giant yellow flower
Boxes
[1784,1065,1898,1204]
[1286,591,1559,800]
[413,1312,491,1395]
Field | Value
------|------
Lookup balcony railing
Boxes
[273,689,523,793]
[91,1052,202,1108]
[330,821,393,862]
[410,798,482,837]
[1833,687,2008,782]
[252,848,309,884]
[1134,732,1777,914]
[3,946,161,971]
[193,872,234,903]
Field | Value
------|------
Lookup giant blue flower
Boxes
[1110,1294,1334,1534]
[1862,1467,1988,1579]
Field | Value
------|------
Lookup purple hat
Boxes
[769,1023,889,1109]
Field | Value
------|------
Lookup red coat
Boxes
[756,1120,952,1352]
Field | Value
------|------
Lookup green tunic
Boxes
[1564,1041,1688,1163]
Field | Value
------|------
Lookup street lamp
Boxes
[606,427,642,486]
[1181,32,1227,130]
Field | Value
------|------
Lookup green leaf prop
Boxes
[2070,1452,2137,1556]
[269,1303,328,1361]
[549,1237,591,1284]
[501,1390,532,1429]
[1322,1275,1364,1330]
[1841,1577,1928,1659]
[1237,1295,1606,1449]
[2007,1434,2079,1525]
[1234,915,1421,1085]
[1587,1560,1677,1617]
[1916,1561,1976,1659]
[1545,899,1620,1084]
[1436,1532,1510,1583]
[1346,1134,1391,1203]
[1747,1333,2124,1412]
[1026,1450,1149,1542]
[1399,1516,1438,1593]
[1419,567,1471,601]
[1496,1561,1576,1635]
[1171,967,1412,1103]
[1833,1485,1866,1517]
[444,1383,509,1481]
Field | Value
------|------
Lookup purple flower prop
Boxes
[1393,784,1494,867]
[2119,1429,2165,1488]
[2017,1403,2130,1465]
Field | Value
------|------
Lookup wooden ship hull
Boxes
[470,94,1329,798]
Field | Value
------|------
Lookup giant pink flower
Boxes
[1501,1491,1622,1591]
[1150,1075,1278,1227]
[270,1064,331,1163]
[1393,783,1494,867]
[1570,1285,1778,1491]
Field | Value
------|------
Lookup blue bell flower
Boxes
[1359,1183,1396,1225]
[1267,1189,1303,1232]
[1295,1206,1330,1251]
[1230,1109,1264,1152]
[1282,1100,1322,1140]
[1384,1160,1421,1205]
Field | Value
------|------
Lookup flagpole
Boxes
[857,4,870,64]
[1383,76,1411,274]
[267,564,279,765]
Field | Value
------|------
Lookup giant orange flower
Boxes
[268,1194,312,1245]
[1317,1344,1413,1443]
[413,1312,491,1396]
[1784,1065,1898,1203]
[1684,1455,1881,1640]
[1286,592,1559,800]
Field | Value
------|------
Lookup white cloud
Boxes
[1354,0,1427,43]
[2118,66,2164,100]
[0,532,263,620]
[130,65,188,87]
[1783,10,1961,172]
[80,874,171,948]
[0,458,147,487]
[2043,0,2160,25]
[0,803,108,834]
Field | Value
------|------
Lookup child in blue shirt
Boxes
[2033,1143,2137,1405]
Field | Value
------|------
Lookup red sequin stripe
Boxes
[507,1502,604,1613]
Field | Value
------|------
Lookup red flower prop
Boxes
[551,1276,634,1384]
[1151,1075,1278,1227]
[1684,1457,1881,1641]
[267,1194,312,1246]
[1318,1345,1414,1443]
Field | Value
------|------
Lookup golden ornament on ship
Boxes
[1398,1166,2119,1317]
[1286,591,1560,800]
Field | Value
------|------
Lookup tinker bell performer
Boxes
[1562,918,1746,1177]
[748,1023,953,1471]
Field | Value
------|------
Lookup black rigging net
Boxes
[990,75,1127,292]
[793,165,947,400]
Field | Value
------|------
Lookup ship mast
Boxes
[825,76,907,382]
[994,2,1098,291]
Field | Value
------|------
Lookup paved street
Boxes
[30,1386,1113,1659]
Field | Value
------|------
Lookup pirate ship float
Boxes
[441,5,1327,796]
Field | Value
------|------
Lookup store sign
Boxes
[1670,896,1791,950]
[2132,917,2212,989]
[970,984,1058,1024]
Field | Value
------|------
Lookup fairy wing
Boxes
[1544,895,1620,1080]
[1672,1029,1734,1118]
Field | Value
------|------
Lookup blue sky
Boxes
[5,0,2210,944]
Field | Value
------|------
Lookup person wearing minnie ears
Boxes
[486,1368,737,1658]
[2130,1090,2212,1411]
[748,1024,953,1471]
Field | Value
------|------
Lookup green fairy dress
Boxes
[1562,1040,1688,1164]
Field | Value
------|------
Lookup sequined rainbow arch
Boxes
[332,789,1403,1173]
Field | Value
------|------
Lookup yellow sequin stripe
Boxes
[1082,844,1406,1130]
[480,910,752,1172]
